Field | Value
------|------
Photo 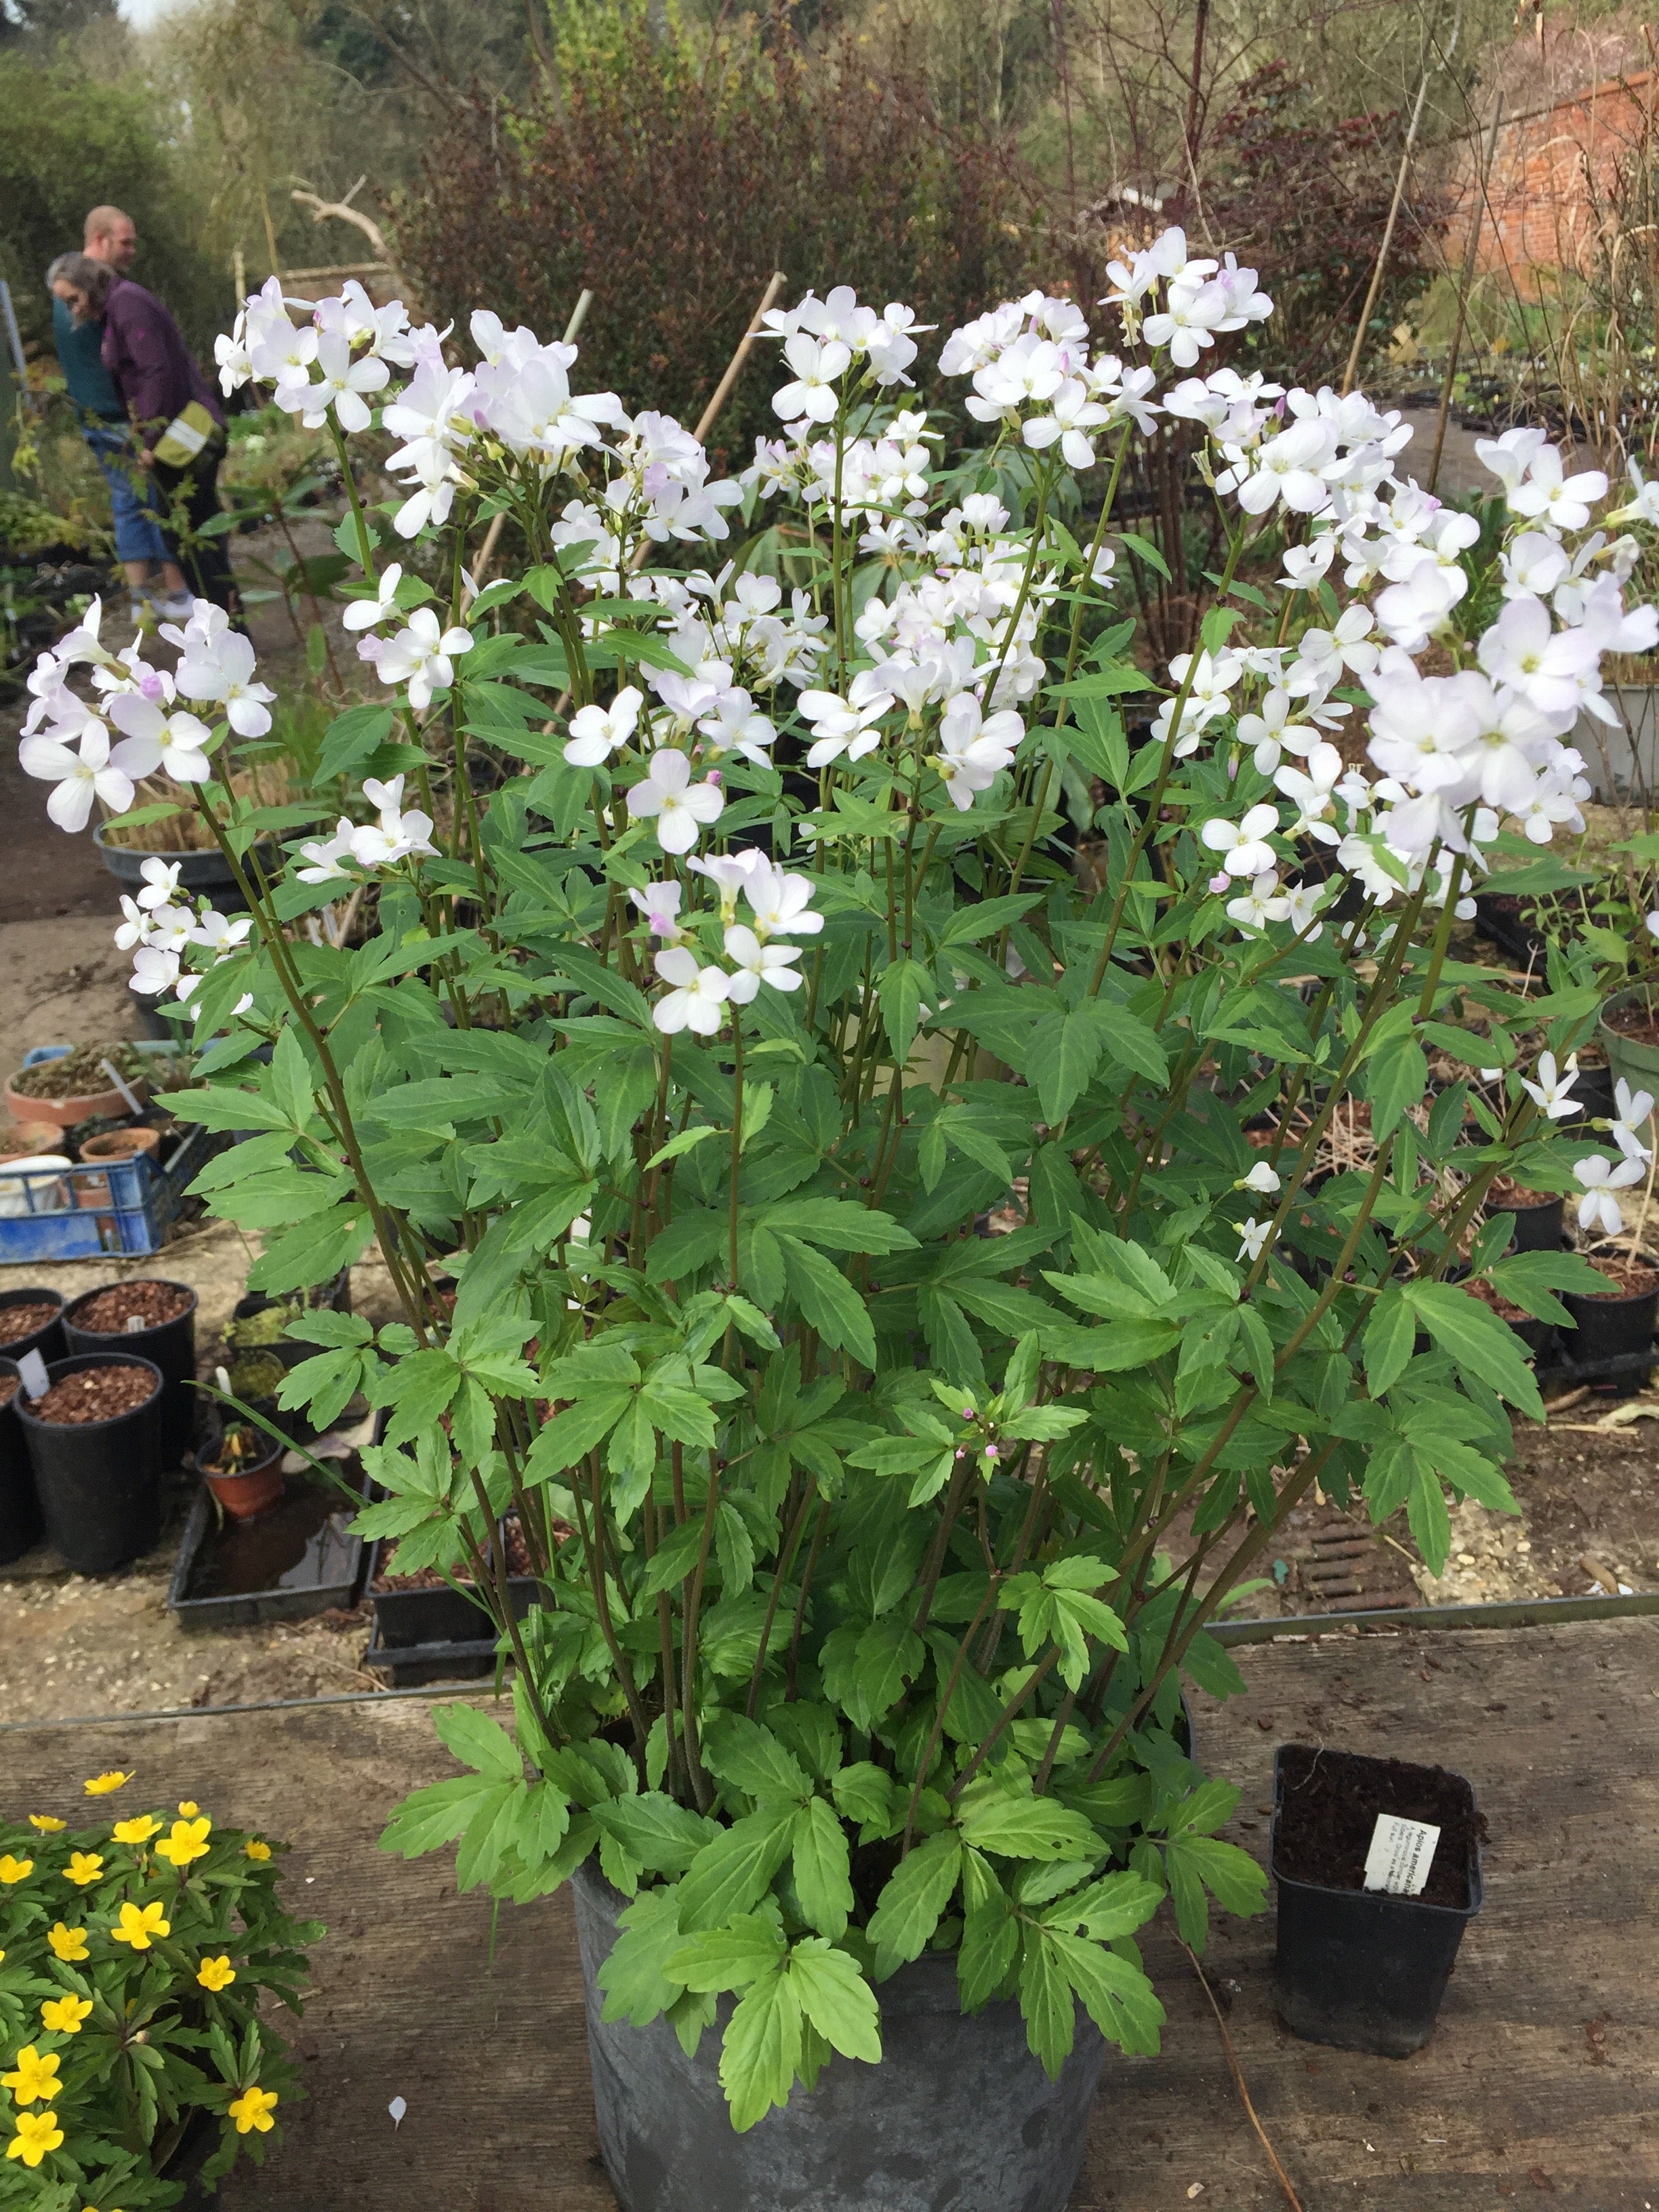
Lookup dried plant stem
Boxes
[1180,1942,1305,2212]
[1429,96,1503,493]
[1342,62,1435,395]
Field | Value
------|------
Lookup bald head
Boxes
[84,206,137,272]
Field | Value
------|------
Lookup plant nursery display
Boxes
[15,226,1659,2186]
[0,1778,319,2207]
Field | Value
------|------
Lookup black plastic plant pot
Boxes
[229,1270,352,1374]
[1271,1744,1483,2059]
[366,1532,543,1651]
[63,1279,198,1467]
[14,1353,165,1574]
[1561,1247,1659,1365]
[0,1358,44,1565]
[571,1863,1107,2212]
[1483,1190,1565,1254]
[0,1286,67,1368]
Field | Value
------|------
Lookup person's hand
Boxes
[135,449,155,470]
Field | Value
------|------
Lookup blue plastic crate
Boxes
[0,1044,206,1261]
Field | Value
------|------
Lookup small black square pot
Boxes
[1271,1746,1483,2058]
[63,1279,197,1465]
[0,1286,67,1366]
[1561,1246,1659,1365]
[1483,1191,1565,1254]
[0,1358,45,1565]
[14,1353,165,1574]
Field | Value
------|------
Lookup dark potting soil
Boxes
[373,1516,533,1591]
[1606,1002,1659,1048]
[9,1042,145,1101]
[0,1301,58,1345]
[1580,1256,1659,1300]
[31,1364,158,1425]
[0,1375,16,1407]
[1465,1277,1536,1326]
[69,1280,192,1334]
[1275,1744,1485,1909]
[1488,1178,1557,1211]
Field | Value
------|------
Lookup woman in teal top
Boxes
[52,288,187,618]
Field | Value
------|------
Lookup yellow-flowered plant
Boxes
[0,1792,320,2207]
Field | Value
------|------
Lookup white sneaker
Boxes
[154,593,195,621]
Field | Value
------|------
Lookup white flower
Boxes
[1519,1051,1579,1120]
[1241,1160,1282,1195]
[724,924,803,1000]
[565,687,643,768]
[798,673,894,768]
[626,749,724,854]
[129,945,182,996]
[687,851,766,922]
[349,775,437,867]
[342,564,405,633]
[1572,1153,1643,1237]
[18,721,148,832]
[1508,445,1607,532]
[136,856,182,910]
[297,821,356,882]
[773,334,851,424]
[105,695,215,783]
[173,628,276,738]
[1201,804,1279,881]
[1473,426,1549,494]
[1235,1217,1271,1263]
[1225,872,1282,934]
[1608,459,1659,528]
[1610,1078,1656,1164]
[933,695,1023,810]
[630,880,688,943]
[190,909,253,955]
[113,895,152,951]
[1476,595,1599,717]
[743,859,823,939]
[363,608,474,711]
[289,331,390,432]
[651,946,731,1036]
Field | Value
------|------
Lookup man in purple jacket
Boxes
[47,249,242,623]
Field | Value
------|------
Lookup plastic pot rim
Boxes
[14,1351,164,1436]
[63,1277,199,1341]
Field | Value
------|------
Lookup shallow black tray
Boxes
[167,1471,364,1629]
[363,1622,504,1688]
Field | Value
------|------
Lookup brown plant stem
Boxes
[1181,1942,1306,2212]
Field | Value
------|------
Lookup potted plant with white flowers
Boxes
[16,236,1659,2209]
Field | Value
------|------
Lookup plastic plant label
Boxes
[16,1350,49,1399]
[388,2097,407,2129]
[1362,1813,1440,1896]
[126,1315,146,1333]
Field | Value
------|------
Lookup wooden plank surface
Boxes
[3,1618,1655,2211]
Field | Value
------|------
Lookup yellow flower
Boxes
[111,1816,161,1847]
[5,2110,64,2166]
[177,1802,199,1818]
[153,1816,211,1871]
[243,1840,271,1862]
[110,1901,169,1951]
[0,1855,34,1885]
[1,2047,62,2106]
[41,1995,93,2036]
[46,1923,89,1963]
[196,1955,236,1992]
[27,1816,66,1835]
[83,1773,132,1797]
[63,1853,104,1889]
[226,2086,278,2135]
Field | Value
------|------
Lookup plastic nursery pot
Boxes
[1560,1245,1659,1365]
[228,1269,352,1374]
[0,1358,45,1565]
[571,1863,1107,2212]
[1461,1274,1552,1357]
[1482,1181,1565,1256]
[3,1060,151,1132]
[1599,989,1659,1100]
[77,1126,162,1165]
[199,1421,285,1523]
[1271,1744,1485,2060]
[0,1286,67,1366]
[14,1353,165,1574]
[92,824,278,916]
[63,1277,198,1467]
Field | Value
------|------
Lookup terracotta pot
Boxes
[203,1432,286,1521]
[77,1127,162,1164]
[3,1073,151,1132]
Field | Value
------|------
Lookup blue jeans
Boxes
[82,421,170,567]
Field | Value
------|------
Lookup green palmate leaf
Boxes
[878,958,933,1069]
[1018,1926,1078,2078]
[1364,1289,1415,1399]
[668,1914,787,1992]
[957,1787,1101,1862]
[675,1808,798,1931]
[701,1713,809,1801]
[1403,1282,1544,1418]
[958,1893,1021,2009]
[589,1793,715,1875]
[432,1702,524,1782]
[598,1888,689,2026]
[787,1939,882,2061]
[1042,1929,1165,2056]
[791,1797,855,1938]
[720,1968,802,2133]
[867,1832,963,1978]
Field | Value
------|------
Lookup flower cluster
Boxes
[633,851,822,1035]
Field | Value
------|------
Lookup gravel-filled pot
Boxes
[0,1359,44,1565]
[570,1864,1107,2212]
[14,1353,165,1572]
[64,1277,198,1465]
[0,1286,66,1366]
